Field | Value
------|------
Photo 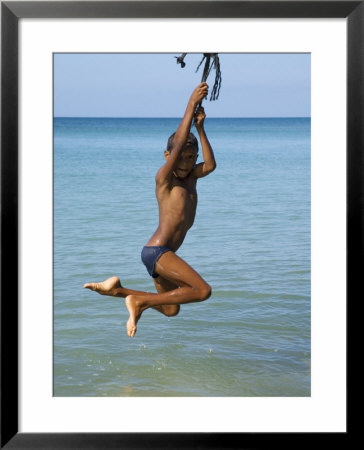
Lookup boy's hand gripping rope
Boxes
[175,53,222,122]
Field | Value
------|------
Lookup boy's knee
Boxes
[165,305,180,317]
[198,283,211,301]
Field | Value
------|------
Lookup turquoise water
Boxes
[53,117,310,396]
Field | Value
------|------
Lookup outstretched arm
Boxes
[193,106,216,178]
[156,83,208,185]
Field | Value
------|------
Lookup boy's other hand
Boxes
[194,106,206,129]
[190,82,208,106]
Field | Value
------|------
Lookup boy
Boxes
[84,82,216,337]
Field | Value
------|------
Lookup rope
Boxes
[176,53,222,102]
[176,53,222,126]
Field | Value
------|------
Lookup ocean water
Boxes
[53,117,310,397]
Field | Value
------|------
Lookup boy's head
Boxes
[166,132,198,153]
[165,132,199,179]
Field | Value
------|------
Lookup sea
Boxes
[53,117,311,397]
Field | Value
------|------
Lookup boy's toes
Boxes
[129,327,136,337]
[126,320,137,338]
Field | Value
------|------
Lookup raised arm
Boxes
[156,83,208,185]
[193,106,216,178]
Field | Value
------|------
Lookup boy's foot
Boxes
[84,276,122,296]
[125,295,144,338]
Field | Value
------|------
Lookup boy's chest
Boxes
[169,179,197,210]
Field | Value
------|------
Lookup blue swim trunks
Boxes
[141,246,171,278]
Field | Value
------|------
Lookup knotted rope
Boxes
[175,53,222,103]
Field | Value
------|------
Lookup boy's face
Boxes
[165,145,198,179]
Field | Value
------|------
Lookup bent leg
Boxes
[83,276,179,317]
[125,252,211,337]
[152,276,180,317]
[154,251,211,303]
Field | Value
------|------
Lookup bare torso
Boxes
[146,173,198,251]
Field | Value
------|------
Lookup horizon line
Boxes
[54,116,311,120]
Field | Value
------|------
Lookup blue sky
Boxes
[54,53,310,118]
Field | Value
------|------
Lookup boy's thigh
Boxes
[153,275,178,293]
[153,276,180,316]
[155,251,207,288]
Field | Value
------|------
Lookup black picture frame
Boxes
[1,1,357,448]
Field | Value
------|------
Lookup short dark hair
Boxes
[167,132,198,153]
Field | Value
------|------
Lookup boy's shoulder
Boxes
[155,170,197,191]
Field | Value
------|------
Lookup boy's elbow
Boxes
[201,162,216,178]
[207,161,217,173]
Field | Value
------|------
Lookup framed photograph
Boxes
[2,1,357,448]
